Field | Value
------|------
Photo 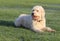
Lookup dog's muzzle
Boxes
[32,13,40,21]
[32,13,34,16]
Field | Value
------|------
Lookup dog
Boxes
[14,5,56,32]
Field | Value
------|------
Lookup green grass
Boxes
[0,0,60,41]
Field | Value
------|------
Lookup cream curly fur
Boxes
[14,6,56,32]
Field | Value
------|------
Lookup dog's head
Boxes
[32,6,45,21]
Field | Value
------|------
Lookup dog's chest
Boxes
[32,21,43,29]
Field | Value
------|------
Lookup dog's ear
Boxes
[40,6,45,20]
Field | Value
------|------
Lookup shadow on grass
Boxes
[0,20,30,29]
[0,20,15,27]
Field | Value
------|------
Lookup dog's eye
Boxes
[33,10,34,11]
[37,10,39,12]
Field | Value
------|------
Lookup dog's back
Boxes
[15,14,33,28]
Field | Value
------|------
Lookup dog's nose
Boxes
[32,13,34,16]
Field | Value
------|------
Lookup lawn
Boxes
[0,0,60,41]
